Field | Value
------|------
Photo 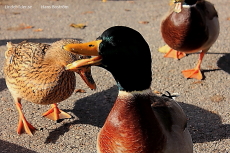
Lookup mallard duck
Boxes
[3,39,96,136]
[63,26,193,153]
[159,0,219,80]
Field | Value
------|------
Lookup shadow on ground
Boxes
[44,85,230,144]
[180,102,230,143]
[0,78,7,92]
[0,38,83,46]
[0,140,37,153]
[217,53,230,74]
[45,85,117,144]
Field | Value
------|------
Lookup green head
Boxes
[64,26,152,92]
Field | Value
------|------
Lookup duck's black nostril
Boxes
[89,44,94,47]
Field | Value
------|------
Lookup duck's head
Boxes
[63,26,152,92]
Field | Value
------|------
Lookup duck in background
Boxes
[64,26,193,153]
[159,0,219,80]
[4,39,96,136]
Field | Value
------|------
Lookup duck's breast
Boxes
[97,91,167,153]
[161,4,210,52]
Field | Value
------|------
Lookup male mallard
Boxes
[3,39,96,136]
[63,26,193,153]
[159,0,219,80]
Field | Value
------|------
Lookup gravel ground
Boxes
[0,0,229,152]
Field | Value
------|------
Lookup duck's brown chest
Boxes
[97,95,166,153]
[161,7,208,52]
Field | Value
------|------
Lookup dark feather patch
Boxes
[151,96,173,132]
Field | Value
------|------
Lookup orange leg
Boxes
[15,99,36,136]
[159,45,186,59]
[42,104,71,121]
[182,51,205,80]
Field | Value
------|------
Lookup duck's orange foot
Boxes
[17,117,36,136]
[42,104,71,121]
[15,101,36,136]
[159,45,186,59]
[182,68,203,80]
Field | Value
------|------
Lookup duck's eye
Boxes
[79,55,84,59]
[89,44,94,47]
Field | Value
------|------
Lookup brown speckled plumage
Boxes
[3,39,94,135]
[4,39,84,104]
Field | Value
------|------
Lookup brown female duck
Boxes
[63,26,193,152]
[4,39,96,136]
[159,0,219,80]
